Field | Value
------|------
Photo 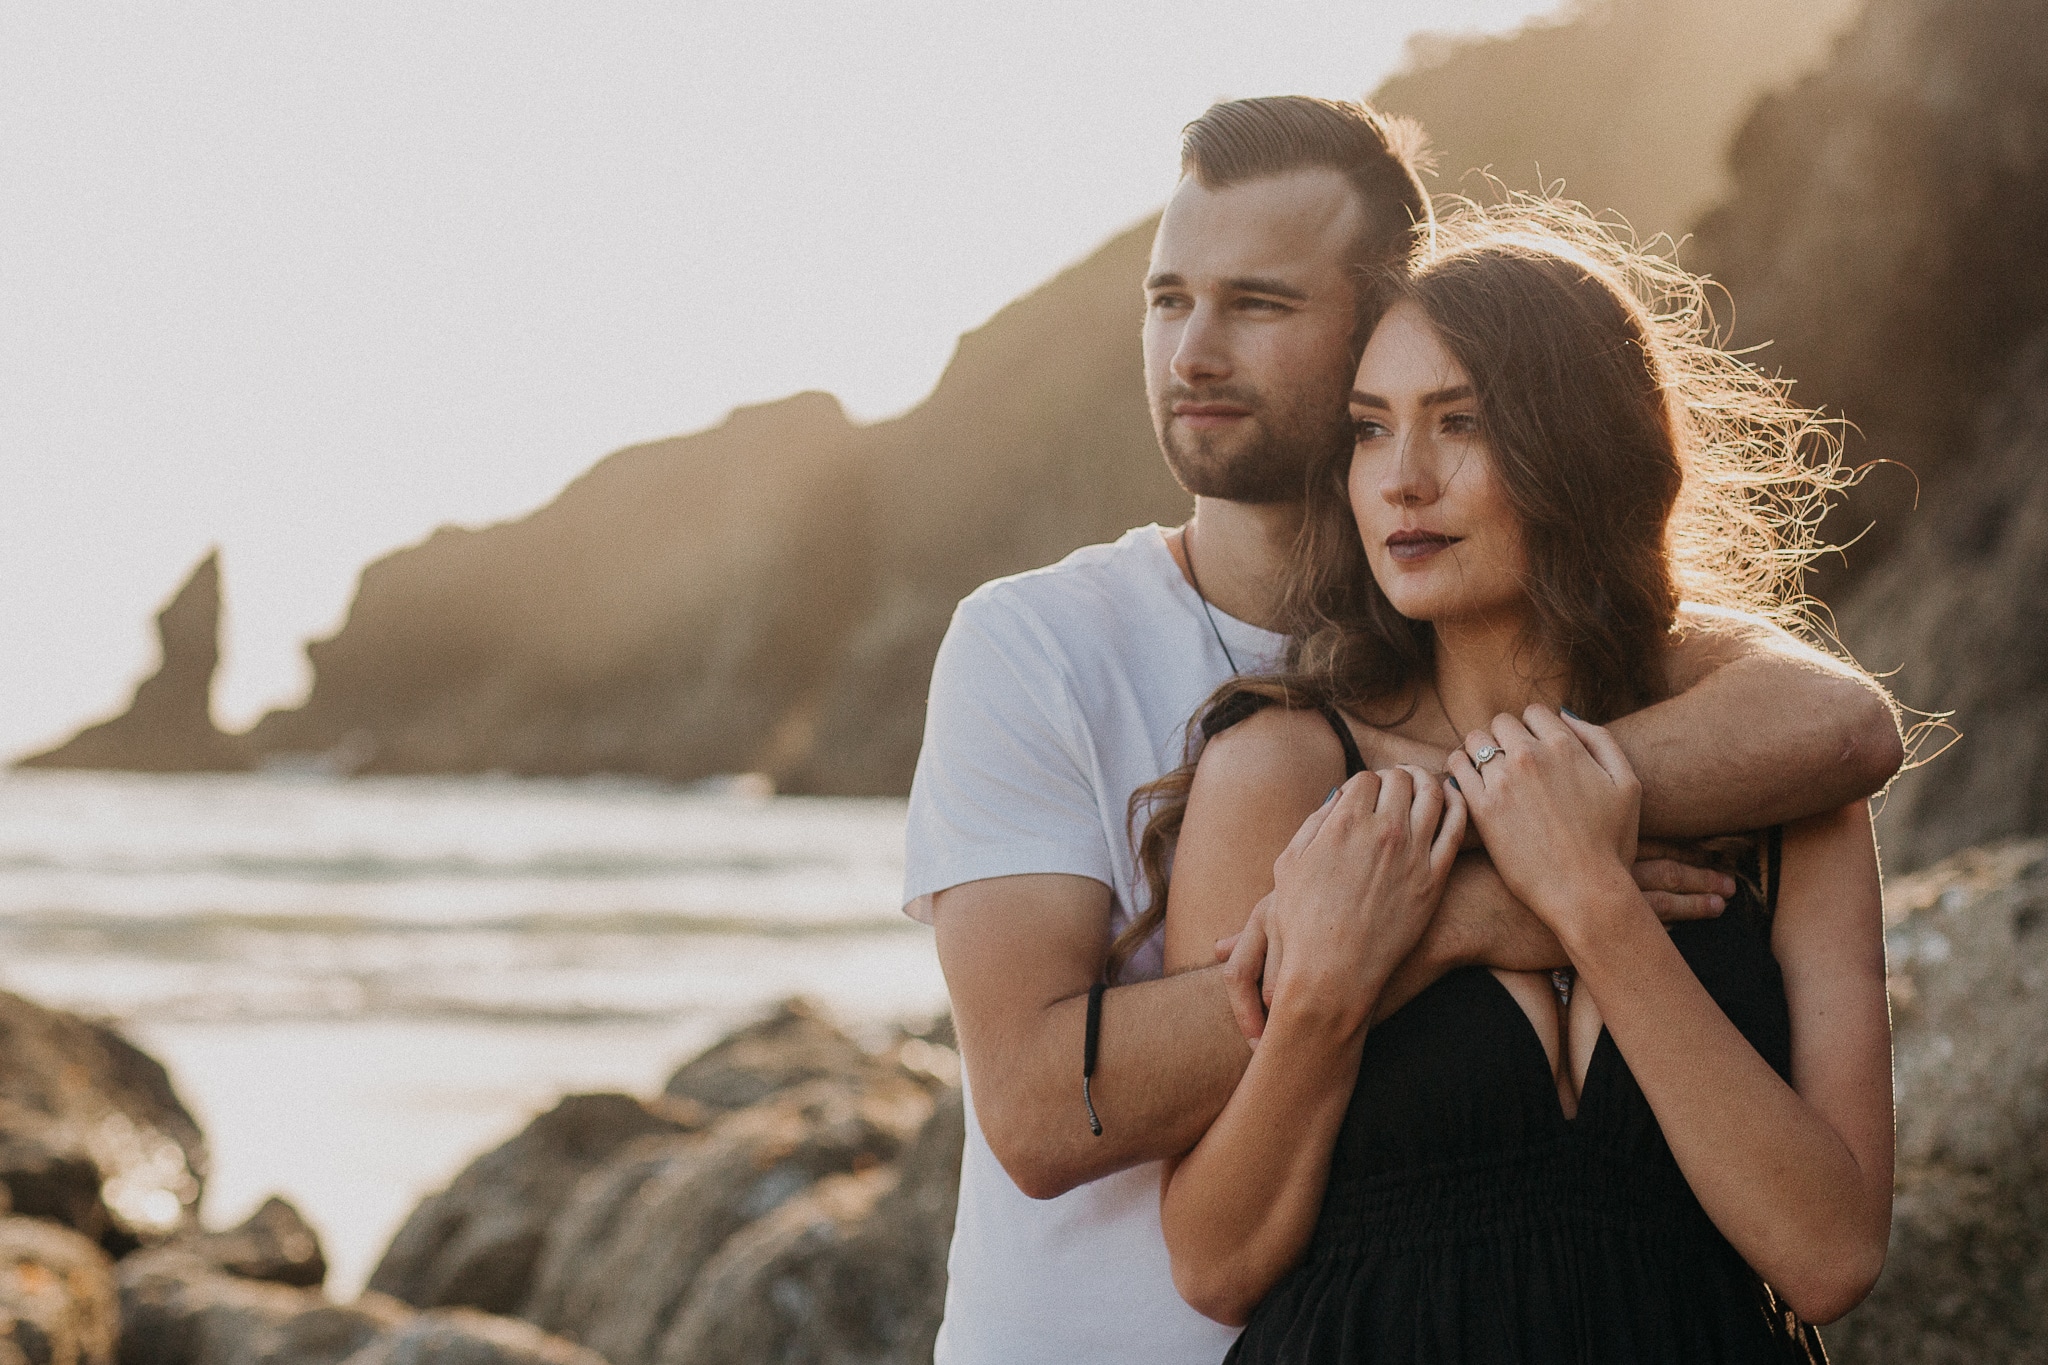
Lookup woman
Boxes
[1131,205,1894,1361]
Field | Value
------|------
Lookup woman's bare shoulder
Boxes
[1191,704,1350,806]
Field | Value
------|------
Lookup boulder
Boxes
[368,1094,697,1315]
[662,999,912,1114]
[0,993,206,1251]
[172,1197,326,1289]
[18,551,250,774]
[116,1247,409,1365]
[655,1087,965,1365]
[116,1252,602,1365]
[0,1215,120,1365]
[333,1309,605,1365]
[1826,839,2048,1361]
[523,1079,932,1365]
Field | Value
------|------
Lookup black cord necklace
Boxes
[1181,525,1242,675]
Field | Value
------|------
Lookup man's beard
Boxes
[1153,383,1352,504]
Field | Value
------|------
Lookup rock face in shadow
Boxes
[0,991,208,1252]
[1826,839,2048,1363]
[0,1215,120,1365]
[19,551,250,774]
[1692,0,2048,598]
[1688,0,2048,869]
[1832,336,2048,870]
[368,1094,699,1316]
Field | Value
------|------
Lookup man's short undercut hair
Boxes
[1180,96,1434,271]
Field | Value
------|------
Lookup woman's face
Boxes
[1348,299,1530,628]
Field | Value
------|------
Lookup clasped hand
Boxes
[1444,706,1641,930]
[1240,764,1465,1040]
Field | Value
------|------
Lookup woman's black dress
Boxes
[1223,708,1822,1364]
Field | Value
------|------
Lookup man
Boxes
[904,97,1902,1364]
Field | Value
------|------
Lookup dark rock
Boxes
[1825,839,2048,1362]
[116,1247,409,1365]
[0,1216,119,1365]
[368,1094,696,1315]
[333,1309,606,1365]
[18,551,250,774]
[116,1252,603,1365]
[174,1196,327,1289]
[662,999,912,1114]
[0,993,206,1252]
[523,1079,933,1365]
[655,1087,965,1365]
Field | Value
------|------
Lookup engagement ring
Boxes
[1473,744,1502,765]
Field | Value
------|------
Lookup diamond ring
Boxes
[1473,744,1502,765]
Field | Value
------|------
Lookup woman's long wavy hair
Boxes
[1108,199,1850,983]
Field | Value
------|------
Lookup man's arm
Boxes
[1620,606,1903,836]
[933,873,1248,1200]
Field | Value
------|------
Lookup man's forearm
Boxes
[958,965,1250,1200]
[1374,855,1564,1019]
[1616,652,1902,837]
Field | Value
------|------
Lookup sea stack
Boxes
[19,549,252,773]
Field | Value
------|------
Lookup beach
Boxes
[0,769,945,1293]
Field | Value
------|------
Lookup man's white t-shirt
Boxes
[903,524,1286,1365]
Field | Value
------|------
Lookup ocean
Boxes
[0,768,943,1295]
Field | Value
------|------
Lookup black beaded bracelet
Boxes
[1083,981,1105,1137]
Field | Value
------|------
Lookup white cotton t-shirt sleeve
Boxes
[902,591,1109,922]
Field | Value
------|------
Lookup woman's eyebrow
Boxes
[1352,384,1475,408]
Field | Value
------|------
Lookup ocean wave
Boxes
[0,847,839,883]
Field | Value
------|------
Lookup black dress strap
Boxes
[1318,704,1368,778]
[1197,694,1367,779]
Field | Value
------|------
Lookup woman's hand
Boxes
[1257,764,1466,1039]
[1445,707,1641,936]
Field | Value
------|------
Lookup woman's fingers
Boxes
[1431,774,1468,871]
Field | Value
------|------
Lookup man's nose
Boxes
[1170,304,1232,386]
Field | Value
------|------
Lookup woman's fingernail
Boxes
[1324,786,1341,805]
[1561,707,1583,721]
[1445,775,1461,792]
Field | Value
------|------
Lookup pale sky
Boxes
[1,1,1560,759]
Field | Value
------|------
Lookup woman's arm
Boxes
[1449,710,1893,1323]
[1160,709,1463,1324]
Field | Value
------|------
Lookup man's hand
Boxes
[1219,842,1732,1043]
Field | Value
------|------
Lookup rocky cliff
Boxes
[1690,0,2048,867]
[201,0,1859,796]
[1372,0,1861,232]
[21,551,250,774]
